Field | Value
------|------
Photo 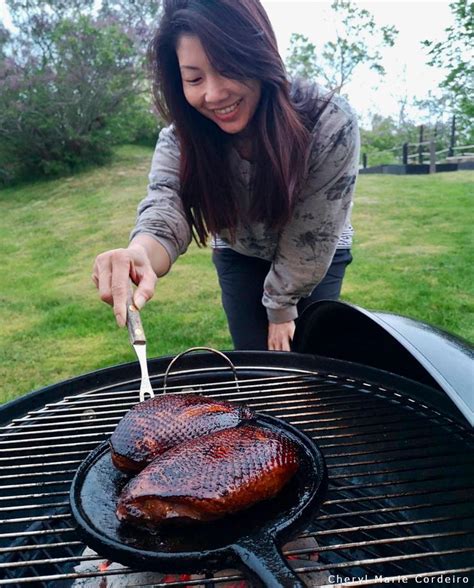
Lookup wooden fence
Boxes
[361,117,474,172]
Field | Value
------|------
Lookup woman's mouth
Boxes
[213,99,243,121]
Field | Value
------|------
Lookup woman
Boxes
[93,0,360,352]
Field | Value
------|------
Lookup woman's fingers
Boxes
[93,252,113,305]
[267,320,295,352]
[110,251,133,327]
[133,269,157,310]
[92,248,157,327]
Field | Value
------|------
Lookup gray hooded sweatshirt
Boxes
[131,82,360,323]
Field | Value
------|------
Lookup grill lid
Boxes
[292,301,474,427]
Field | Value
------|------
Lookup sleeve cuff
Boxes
[128,231,179,273]
[266,305,298,323]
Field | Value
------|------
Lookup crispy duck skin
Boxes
[116,425,300,525]
[109,394,254,473]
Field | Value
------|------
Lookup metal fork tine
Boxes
[136,343,154,402]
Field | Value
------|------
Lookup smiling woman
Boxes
[92,0,360,352]
[177,35,262,135]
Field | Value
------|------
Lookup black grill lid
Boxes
[292,301,474,427]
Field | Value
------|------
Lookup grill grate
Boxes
[0,366,473,587]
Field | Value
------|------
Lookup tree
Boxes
[422,0,474,143]
[286,0,398,92]
[99,0,162,50]
[0,1,161,184]
[285,33,318,83]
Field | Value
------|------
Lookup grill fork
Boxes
[126,287,154,402]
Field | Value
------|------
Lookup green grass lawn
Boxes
[0,146,472,403]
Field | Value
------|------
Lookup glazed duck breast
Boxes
[116,425,300,525]
[109,393,254,474]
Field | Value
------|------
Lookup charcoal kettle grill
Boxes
[0,301,473,587]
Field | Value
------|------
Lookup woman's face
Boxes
[176,34,261,135]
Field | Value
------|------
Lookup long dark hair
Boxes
[148,0,316,245]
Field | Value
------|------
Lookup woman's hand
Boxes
[92,243,157,327]
[268,320,295,352]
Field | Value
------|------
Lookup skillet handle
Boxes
[231,534,306,588]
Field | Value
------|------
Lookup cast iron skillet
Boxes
[70,414,328,588]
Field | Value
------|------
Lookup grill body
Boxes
[0,351,473,587]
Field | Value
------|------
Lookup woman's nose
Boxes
[204,74,230,105]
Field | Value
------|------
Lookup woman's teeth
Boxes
[215,100,241,115]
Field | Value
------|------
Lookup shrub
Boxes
[0,2,161,185]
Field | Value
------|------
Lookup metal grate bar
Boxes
[0,469,77,480]
[324,440,472,459]
[0,479,72,490]
[2,440,99,453]
[0,540,82,554]
[54,379,333,405]
[5,461,469,490]
[6,529,472,570]
[0,567,138,585]
[110,575,243,587]
[0,433,109,447]
[1,403,414,437]
[0,424,451,459]
[0,501,69,512]
[318,497,474,520]
[0,422,436,453]
[318,428,466,450]
[0,528,76,539]
[0,424,114,438]
[0,573,232,587]
[1,434,462,471]
[310,420,445,439]
[34,391,376,417]
[251,399,388,416]
[54,383,417,411]
[0,513,71,524]
[61,372,334,398]
[328,462,470,481]
[0,554,103,569]
[0,419,442,450]
[283,409,425,427]
[305,513,474,538]
[0,452,90,464]
[325,449,470,469]
[302,414,429,432]
[63,371,309,394]
[324,485,474,506]
[1,460,83,470]
[9,390,383,422]
[334,476,472,491]
[292,547,474,573]
[1,417,124,430]
[317,568,474,588]
[16,402,133,416]
[1,398,389,430]
[287,529,474,556]
[11,388,374,419]
[0,491,69,502]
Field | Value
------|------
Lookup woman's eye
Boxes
[186,78,201,84]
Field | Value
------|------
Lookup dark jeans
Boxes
[212,247,353,350]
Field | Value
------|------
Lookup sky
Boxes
[261,0,454,124]
[0,0,455,125]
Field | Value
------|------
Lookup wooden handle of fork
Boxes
[126,282,146,345]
